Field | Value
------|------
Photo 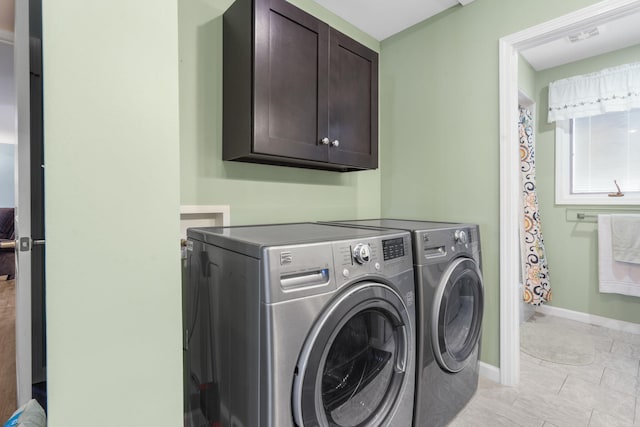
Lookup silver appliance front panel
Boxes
[262,232,415,426]
[264,270,416,427]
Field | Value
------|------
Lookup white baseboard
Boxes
[478,361,500,383]
[536,305,640,335]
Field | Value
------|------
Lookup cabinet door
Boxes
[328,29,378,169]
[254,0,329,162]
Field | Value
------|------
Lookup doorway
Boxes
[499,0,640,386]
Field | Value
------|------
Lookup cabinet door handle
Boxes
[331,139,340,147]
[320,137,330,145]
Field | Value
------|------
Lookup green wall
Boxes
[179,0,382,226]
[43,1,182,426]
[519,54,536,102]
[379,0,601,367]
[533,44,640,324]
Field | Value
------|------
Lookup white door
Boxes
[14,0,45,407]
[0,3,18,419]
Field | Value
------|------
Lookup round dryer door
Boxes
[292,282,412,427]
[431,257,484,373]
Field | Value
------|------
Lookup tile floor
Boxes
[449,313,640,427]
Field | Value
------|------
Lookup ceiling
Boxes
[0,0,637,70]
[311,0,640,71]
[520,10,640,71]
[311,0,471,41]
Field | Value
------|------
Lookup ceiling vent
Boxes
[567,27,600,43]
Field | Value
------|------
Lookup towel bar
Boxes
[566,209,640,223]
[576,213,596,220]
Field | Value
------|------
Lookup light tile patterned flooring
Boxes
[449,313,640,427]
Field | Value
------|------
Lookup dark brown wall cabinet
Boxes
[223,0,379,171]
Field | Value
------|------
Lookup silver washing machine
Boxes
[183,223,416,427]
[325,220,484,427]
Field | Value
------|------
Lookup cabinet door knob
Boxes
[320,137,330,145]
[331,139,340,147]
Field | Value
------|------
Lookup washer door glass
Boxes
[293,283,411,427]
[432,257,483,373]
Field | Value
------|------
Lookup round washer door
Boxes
[292,282,412,427]
[431,257,484,373]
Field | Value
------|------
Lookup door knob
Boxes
[331,139,339,147]
[320,137,330,145]
[0,240,16,249]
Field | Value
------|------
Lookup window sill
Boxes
[555,194,640,206]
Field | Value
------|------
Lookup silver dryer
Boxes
[325,219,484,427]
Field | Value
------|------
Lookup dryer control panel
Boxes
[418,225,481,265]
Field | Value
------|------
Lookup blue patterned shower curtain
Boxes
[518,106,551,305]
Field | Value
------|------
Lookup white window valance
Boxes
[547,61,640,123]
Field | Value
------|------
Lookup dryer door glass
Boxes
[293,283,411,427]
[432,257,484,373]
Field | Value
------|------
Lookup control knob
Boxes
[353,243,371,264]
[454,229,468,244]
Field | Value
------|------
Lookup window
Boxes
[550,61,640,205]
[555,108,640,204]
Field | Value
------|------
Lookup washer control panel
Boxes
[264,231,413,303]
[333,234,411,282]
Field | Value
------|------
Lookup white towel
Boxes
[598,215,640,298]
[611,214,640,264]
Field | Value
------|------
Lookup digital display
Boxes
[382,237,405,260]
